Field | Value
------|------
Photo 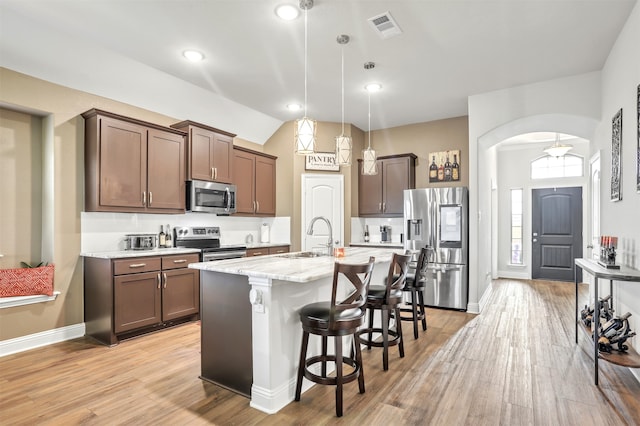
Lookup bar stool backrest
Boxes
[329,256,376,325]
[413,247,431,288]
[385,251,412,299]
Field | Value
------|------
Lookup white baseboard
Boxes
[497,270,529,280]
[0,323,85,357]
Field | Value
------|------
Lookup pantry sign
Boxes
[305,152,339,171]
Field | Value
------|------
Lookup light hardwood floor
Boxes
[1,279,639,425]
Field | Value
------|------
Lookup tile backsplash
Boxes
[81,212,290,253]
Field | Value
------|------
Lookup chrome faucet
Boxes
[307,216,333,256]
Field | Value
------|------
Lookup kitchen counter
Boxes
[191,246,400,414]
[81,247,201,259]
[245,242,290,249]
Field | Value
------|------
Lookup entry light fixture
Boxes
[362,91,378,175]
[294,0,316,155]
[335,34,352,166]
[543,133,573,157]
[275,4,299,20]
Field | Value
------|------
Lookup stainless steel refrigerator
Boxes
[403,187,469,310]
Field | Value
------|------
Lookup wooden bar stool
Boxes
[294,256,376,417]
[398,247,429,339]
[357,251,411,370]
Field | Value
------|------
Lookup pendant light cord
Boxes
[367,91,371,149]
[341,43,345,135]
[304,7,308,118]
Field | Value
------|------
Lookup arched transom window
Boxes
[531,154,583,179]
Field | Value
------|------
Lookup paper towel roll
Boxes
[260,223,270,243]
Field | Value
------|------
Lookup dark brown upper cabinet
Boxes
[171,120,236,184]
[358,153,416,217]
[233,146,277,216]
[83,109,186,214]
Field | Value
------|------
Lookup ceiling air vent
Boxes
[368,11,402,39]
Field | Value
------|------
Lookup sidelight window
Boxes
[510,188,523,265]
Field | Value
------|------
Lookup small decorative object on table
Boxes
[598,235,620,269]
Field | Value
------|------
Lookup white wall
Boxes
[496,140,589,279]
[593,1,640,358]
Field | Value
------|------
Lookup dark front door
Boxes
[532,187,583,281]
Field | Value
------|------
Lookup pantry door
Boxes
[301,174,344,252]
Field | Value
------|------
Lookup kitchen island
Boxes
[189,247,402,414]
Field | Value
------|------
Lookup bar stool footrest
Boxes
[356,328,401,348]
[303,355,361,386]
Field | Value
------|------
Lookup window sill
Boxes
[0,291,60,309]
[507,263,527,268]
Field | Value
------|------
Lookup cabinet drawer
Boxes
[162,253,200,270]
[113,257,161,275]
[246,248,268,257]
[268,245,290,255]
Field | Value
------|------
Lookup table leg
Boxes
[575,265,579,344]
[593,276,599,386]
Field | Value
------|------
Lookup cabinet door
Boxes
[99,117,147,209]
[233,149,256,214]
[246,248,268,257]
[162,268,200,321]
[147,128,185,211]
[255,155,276,216]
[358,160,384,215]
[114,271,162,333]
[382,157,412,216]
[212,133,234,183]
[189,127,214,181]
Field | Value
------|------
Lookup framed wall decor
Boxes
[611,108,622,202]
[637,84,639,193]
[428,149,461,183]
[305,152,339,171]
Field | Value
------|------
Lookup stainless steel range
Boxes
[174,226,246,261]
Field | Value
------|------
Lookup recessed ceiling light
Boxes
[365,83,382,92]
[286,103,302,112]
[183,50,204,62]
[276,4,299,20]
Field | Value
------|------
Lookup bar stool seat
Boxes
[357,251,411,371]
[294,256,376,417]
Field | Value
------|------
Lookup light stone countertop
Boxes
[81,247,201,259]
[189,246,402,283]
[350,242,403,249]
[246,242,291,249]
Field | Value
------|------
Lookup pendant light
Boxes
[335,34,352,166]
[543,133,573,157]
[362,90,378,175]
[294,0,316,155]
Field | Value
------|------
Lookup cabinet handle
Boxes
[253,251,264,256]
[379,202,382,212]
[163,273,167,289]
[142,192,146,206]
[211,167,214,179]
[256,201,260,212]
[129,263,146,268]
[383,202,386,212]
[214,167,218,180]
[157,273,161,289]
[149,191,153,205]
[252,200,256,213]
[173,259,187,264]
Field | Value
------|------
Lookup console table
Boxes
[574,258,640,385]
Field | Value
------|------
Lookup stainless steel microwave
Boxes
[187,180,236,214]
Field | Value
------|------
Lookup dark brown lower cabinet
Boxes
[85,253,200,345]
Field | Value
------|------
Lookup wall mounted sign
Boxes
[611,108,622,202]
[305,152,339,171]
[428,149,461,183]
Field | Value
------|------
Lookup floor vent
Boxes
[368,11,402,39]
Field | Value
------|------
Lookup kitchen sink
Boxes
[277,251,324,259]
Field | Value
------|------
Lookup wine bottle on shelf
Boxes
[159,225,166,248]
[165,224,172,248]
[452,154,459,181]
[429,155,438,181]
[437,162,444,181]
[364,225,370,243]
[601,312,632,339]
[444,153,452,181]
